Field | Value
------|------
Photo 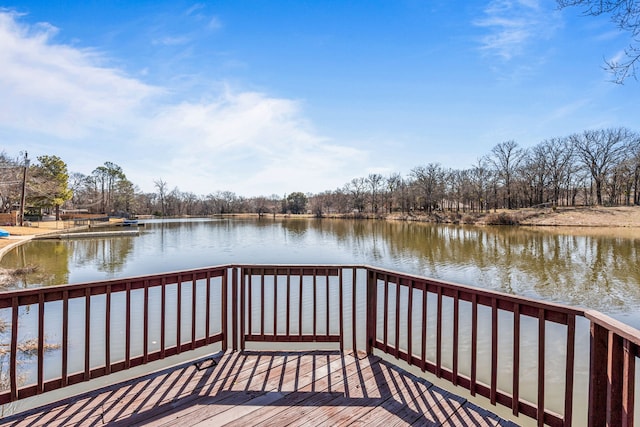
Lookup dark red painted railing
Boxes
[0,264,638,426]
[0,266,228,404]
[363,267,580,427]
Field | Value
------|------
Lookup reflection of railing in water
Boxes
[0,264,638,426]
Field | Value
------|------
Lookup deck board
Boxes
[0,350,519,427]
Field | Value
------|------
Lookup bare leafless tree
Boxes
[488,141,526,209]
[558,0,640,83]
[153,178,168,216]
[570,127,636,205]
[411,163,445,213]
[366,173,384,213]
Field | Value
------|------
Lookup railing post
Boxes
[221,270,227,351]
[366,268,377,355]
[607,332,624,427]
[588,322,608,427]
[622,340,635,426]
[232,267,238,351]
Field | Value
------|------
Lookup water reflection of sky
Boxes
[2,218,639,329]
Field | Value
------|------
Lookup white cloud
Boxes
[0,11,160,139]
[0,11,367,196]
[475,0,561,60]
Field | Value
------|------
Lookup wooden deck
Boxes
[1,350,517,427]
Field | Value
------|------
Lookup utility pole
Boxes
[19,152,30,226]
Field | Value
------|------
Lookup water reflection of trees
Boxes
[306,220,640,316]
[1,219,638,323]
[0,242,71,288]
[68,237,135,274]
[0,235,136,288]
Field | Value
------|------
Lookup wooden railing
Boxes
[0,266,228,404]
[0,264,638,426]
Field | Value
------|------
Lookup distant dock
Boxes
[36,230,140,239]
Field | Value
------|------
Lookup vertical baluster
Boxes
[564,313,575,426]
[537,308,546,426]
[383,275,389,352]
[512,303,520,415]
[274,271,278,338]
[207,271,212,345]
[62,291,69,386]
[10,297,18,400]
[366,269,377,355]
[260,271,265,337]
[220,269,227,350]
[395,275,401,359]
[232,268,238,351]
[248,272,253,338]
[490,298,498,405]
[313,270,317,338]
[161,277,166,358]
[144,280,149,363]
[339,268,344,351]
[240,268,246,350]
[452,290,458,386]
[37,293,44,393]
[325,270,330,338]
[407,279,413,366]
[421,282,427,372]
[125,282,131,367]
[85,287,91,380]
[191,277,197,349]
[286,270,291,337]
[176,275,182,353]
[352,268,357,352]
[436,287,442,378]
[470,293,478,396]
[105,285,111,375]
[299,269,303,338]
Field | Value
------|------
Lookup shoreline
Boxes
[1,206,639,261]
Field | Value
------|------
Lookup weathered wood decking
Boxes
[1,350,517,426]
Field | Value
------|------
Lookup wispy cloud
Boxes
[475,0,561,61]
[208,16,222,31]
[185,3,205,17]
[0,11,366,196]
[152,35,191,46]
[184,3,222,32]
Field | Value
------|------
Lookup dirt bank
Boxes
[0,221,90,257]
[516,206,640,227]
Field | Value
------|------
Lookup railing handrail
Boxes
[585,309,640,347]
[0,264,234,303]
[363,264,587,318]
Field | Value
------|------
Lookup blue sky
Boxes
[1,1,639,197]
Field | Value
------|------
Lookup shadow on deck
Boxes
[1,350,518,426]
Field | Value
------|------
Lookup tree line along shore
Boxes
[1,127,640,223]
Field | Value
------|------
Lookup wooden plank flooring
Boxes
[0,350,519,426]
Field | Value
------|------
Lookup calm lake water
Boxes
[2,217,639,328]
